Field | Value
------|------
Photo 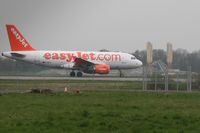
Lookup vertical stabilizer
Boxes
[6,25,35,51]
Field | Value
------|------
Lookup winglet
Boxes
[6,24,36,51]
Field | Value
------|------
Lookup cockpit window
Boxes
[131,56,136,60]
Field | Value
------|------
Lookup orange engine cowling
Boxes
[94,64,110,74]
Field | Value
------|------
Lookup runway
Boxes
[0,76,142,93]
[0,76,142,81]
[0,76,192,94]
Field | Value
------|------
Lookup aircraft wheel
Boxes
[77,72,83,77]
[70,71,76,77]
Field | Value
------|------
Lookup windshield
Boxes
[131,56,136,60]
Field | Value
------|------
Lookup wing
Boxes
[74,58,95,66]
[73,58,94,73]
[73,58,110,74]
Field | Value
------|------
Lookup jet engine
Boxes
[83,64,110,74]
[94,64,110,74]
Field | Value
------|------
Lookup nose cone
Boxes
[137,60,143,67]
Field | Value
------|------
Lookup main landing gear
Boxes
[70,71,83,77]
[77,72,83,77]
[70,71,76,77]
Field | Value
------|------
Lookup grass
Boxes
[0,92,200,132]
[0,79,142,91]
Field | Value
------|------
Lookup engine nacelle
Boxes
[94,64,110,74]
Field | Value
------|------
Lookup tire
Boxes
[77,72,83,77]
[70,71,76,77]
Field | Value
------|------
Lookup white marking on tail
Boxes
[10,27,28,48]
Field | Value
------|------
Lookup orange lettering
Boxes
[77,52,81,58]
[82,53,89,60]
[52,53,59,60]
[89,53,96,60]
[104,54,111,61]
[60,53,66,60]
[98,54,104,61]
[44,52,51,60]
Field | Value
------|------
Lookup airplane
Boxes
[2,24,143,77]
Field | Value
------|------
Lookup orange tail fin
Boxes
[6,25,36,51]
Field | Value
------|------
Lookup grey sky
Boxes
[0,0,199,52]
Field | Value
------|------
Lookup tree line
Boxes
[133,48,200,72]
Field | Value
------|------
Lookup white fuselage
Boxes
[2,51,143,70]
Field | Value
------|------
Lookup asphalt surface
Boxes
[0,76,142,93]
[0,76,193,93]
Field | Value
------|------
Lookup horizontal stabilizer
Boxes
[11,53,26,58]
